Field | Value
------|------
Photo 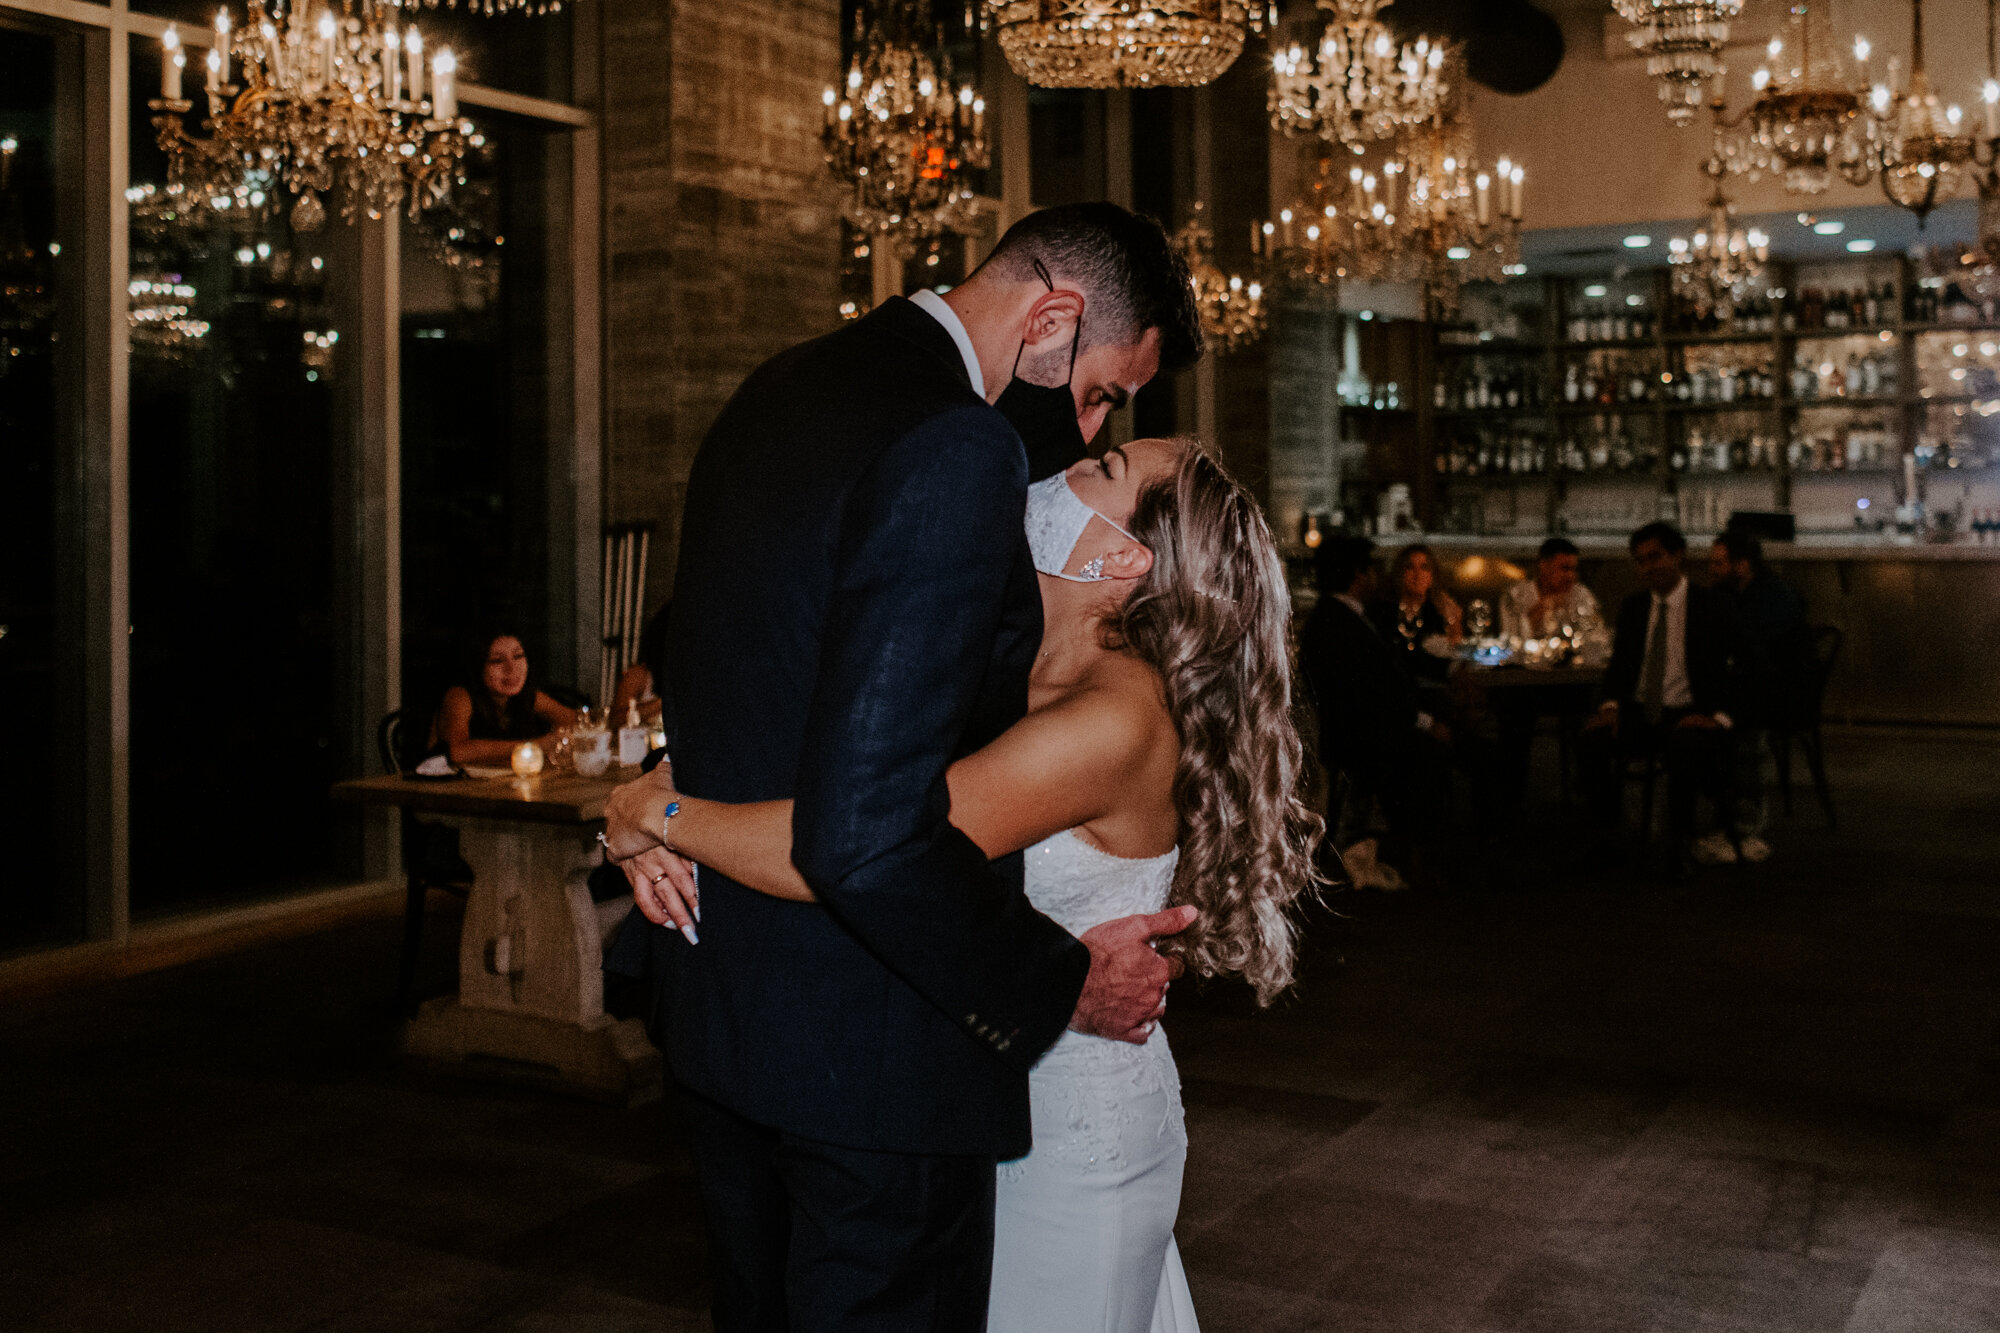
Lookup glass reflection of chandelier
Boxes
[1173,201,1265,353]
[1613,0,1744,126]
[985,0,1268,89]
[1711,3,1868,195]
[151,1,473,233]
[1667,161,1769,317]
[1268,0,1448,146]
[823,0,988,240]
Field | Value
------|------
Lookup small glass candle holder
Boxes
[511,740,545,777]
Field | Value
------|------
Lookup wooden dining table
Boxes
[332,769,661,1104]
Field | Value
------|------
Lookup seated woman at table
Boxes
[431,630,580,766]
[608,602,674,734]
[1369,543,1462,687]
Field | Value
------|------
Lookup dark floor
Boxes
[5,727,1999,1332]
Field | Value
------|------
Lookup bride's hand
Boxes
[623,844,701,944]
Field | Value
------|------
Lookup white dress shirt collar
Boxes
[909,290,984,397]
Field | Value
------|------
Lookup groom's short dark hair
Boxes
[976,203,1204,374]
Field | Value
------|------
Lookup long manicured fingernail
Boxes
[692,898,701,923]
[680,923,700,946]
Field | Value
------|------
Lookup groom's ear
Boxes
[1102,540,1153,582]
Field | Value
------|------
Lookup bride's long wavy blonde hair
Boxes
[1104,439,1324,1004]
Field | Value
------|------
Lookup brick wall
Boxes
[600,0,843,608]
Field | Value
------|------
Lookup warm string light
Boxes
[148,0,474,233]
[822,0,988,241]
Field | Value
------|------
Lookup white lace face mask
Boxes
[1024,470,1134,582]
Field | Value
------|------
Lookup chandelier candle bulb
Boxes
[1985,80,1999,138]
[385,27,401,101]
[432,49,456,120]
[206,46,222,94]
[318,10,337,87]
[162,27,183,101]
[1476,172,1490,226]
[215,9,230,85]
[405,27,423,105]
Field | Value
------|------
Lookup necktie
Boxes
[1639,597,1668,724]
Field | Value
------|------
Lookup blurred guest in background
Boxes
[609,602,676,736]
[1500,537,1604,645]
[1580,523,1748,873]
[431,630,579,766]
[1708,529,1806,863]
[1372,543,1462,688]
[1300,537,1452,886]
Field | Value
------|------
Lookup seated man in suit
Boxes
[1298,536,1453,884]
[1580,521,1748,871]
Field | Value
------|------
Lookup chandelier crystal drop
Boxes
[1173,202,1266,353]
[823,0,988,240]
[1666,162,1769,317]
[1268,0,1449,146]
[1613,0,1744,126]
[984,0,1269,89]
[149,1,474,233]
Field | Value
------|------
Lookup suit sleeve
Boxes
[790,407,1090,1073]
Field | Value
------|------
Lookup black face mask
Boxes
[995,259,1088,483]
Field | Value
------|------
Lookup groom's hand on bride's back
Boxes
[1068,906,1198,1045]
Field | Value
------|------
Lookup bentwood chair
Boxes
[378,710,473,1013]
[1772,625,1842,829]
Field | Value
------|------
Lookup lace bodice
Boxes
[1008,830,1185,1176]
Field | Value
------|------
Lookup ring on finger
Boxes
[651,871,669,884]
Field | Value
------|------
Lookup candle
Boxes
[432,48,456,120]
[318,9,336,85]
[262,21,284,85]
[1510,164,1524,219]
[214,9,230,85]
[1476,172,1490,226]
[384,27,402,101]
[1280,208,1294,248]
[405,26,424,104]
[207,46,222,93]
[1348,165,1364,212]
[162,26,183,100]
[823,85,837,130]
[511,740,545,778]
[1985,80,1999,139]
[972,96,984,140]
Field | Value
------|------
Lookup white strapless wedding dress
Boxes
[987,830,1200,1333]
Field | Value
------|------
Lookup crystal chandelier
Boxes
[823,0,988,240]
[1254,100,1523,315]
[1254,143,1403,286]
[1666,160,1769,317]
[984,0,1269,89]
[1268,0,1449,146]
[1613,0,1744,127]
[1866,0,1973,222]
[1393,105,1524,315]
[1711,2,1868,195]
[1173,201,1265,353]
[150,0,474,234]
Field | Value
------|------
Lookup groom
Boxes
[603,203,1203,1330]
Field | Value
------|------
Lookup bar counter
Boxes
[1371,535,2000,728]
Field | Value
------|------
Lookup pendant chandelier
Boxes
[1711,2,1867,195]
[1867,0,1973,222]
[1253,98,1523,316]
[1666,159,1768,317]
[1173,201,1266,353]
[984,0,1270,89]
[1613,0,1744,127]
[1268,0,1449,147]
[150,0,473,233]
[823,0,988,240]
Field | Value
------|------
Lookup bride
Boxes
[612,436,1321,1330]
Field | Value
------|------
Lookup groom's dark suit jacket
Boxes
[620,297,1091,1159]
